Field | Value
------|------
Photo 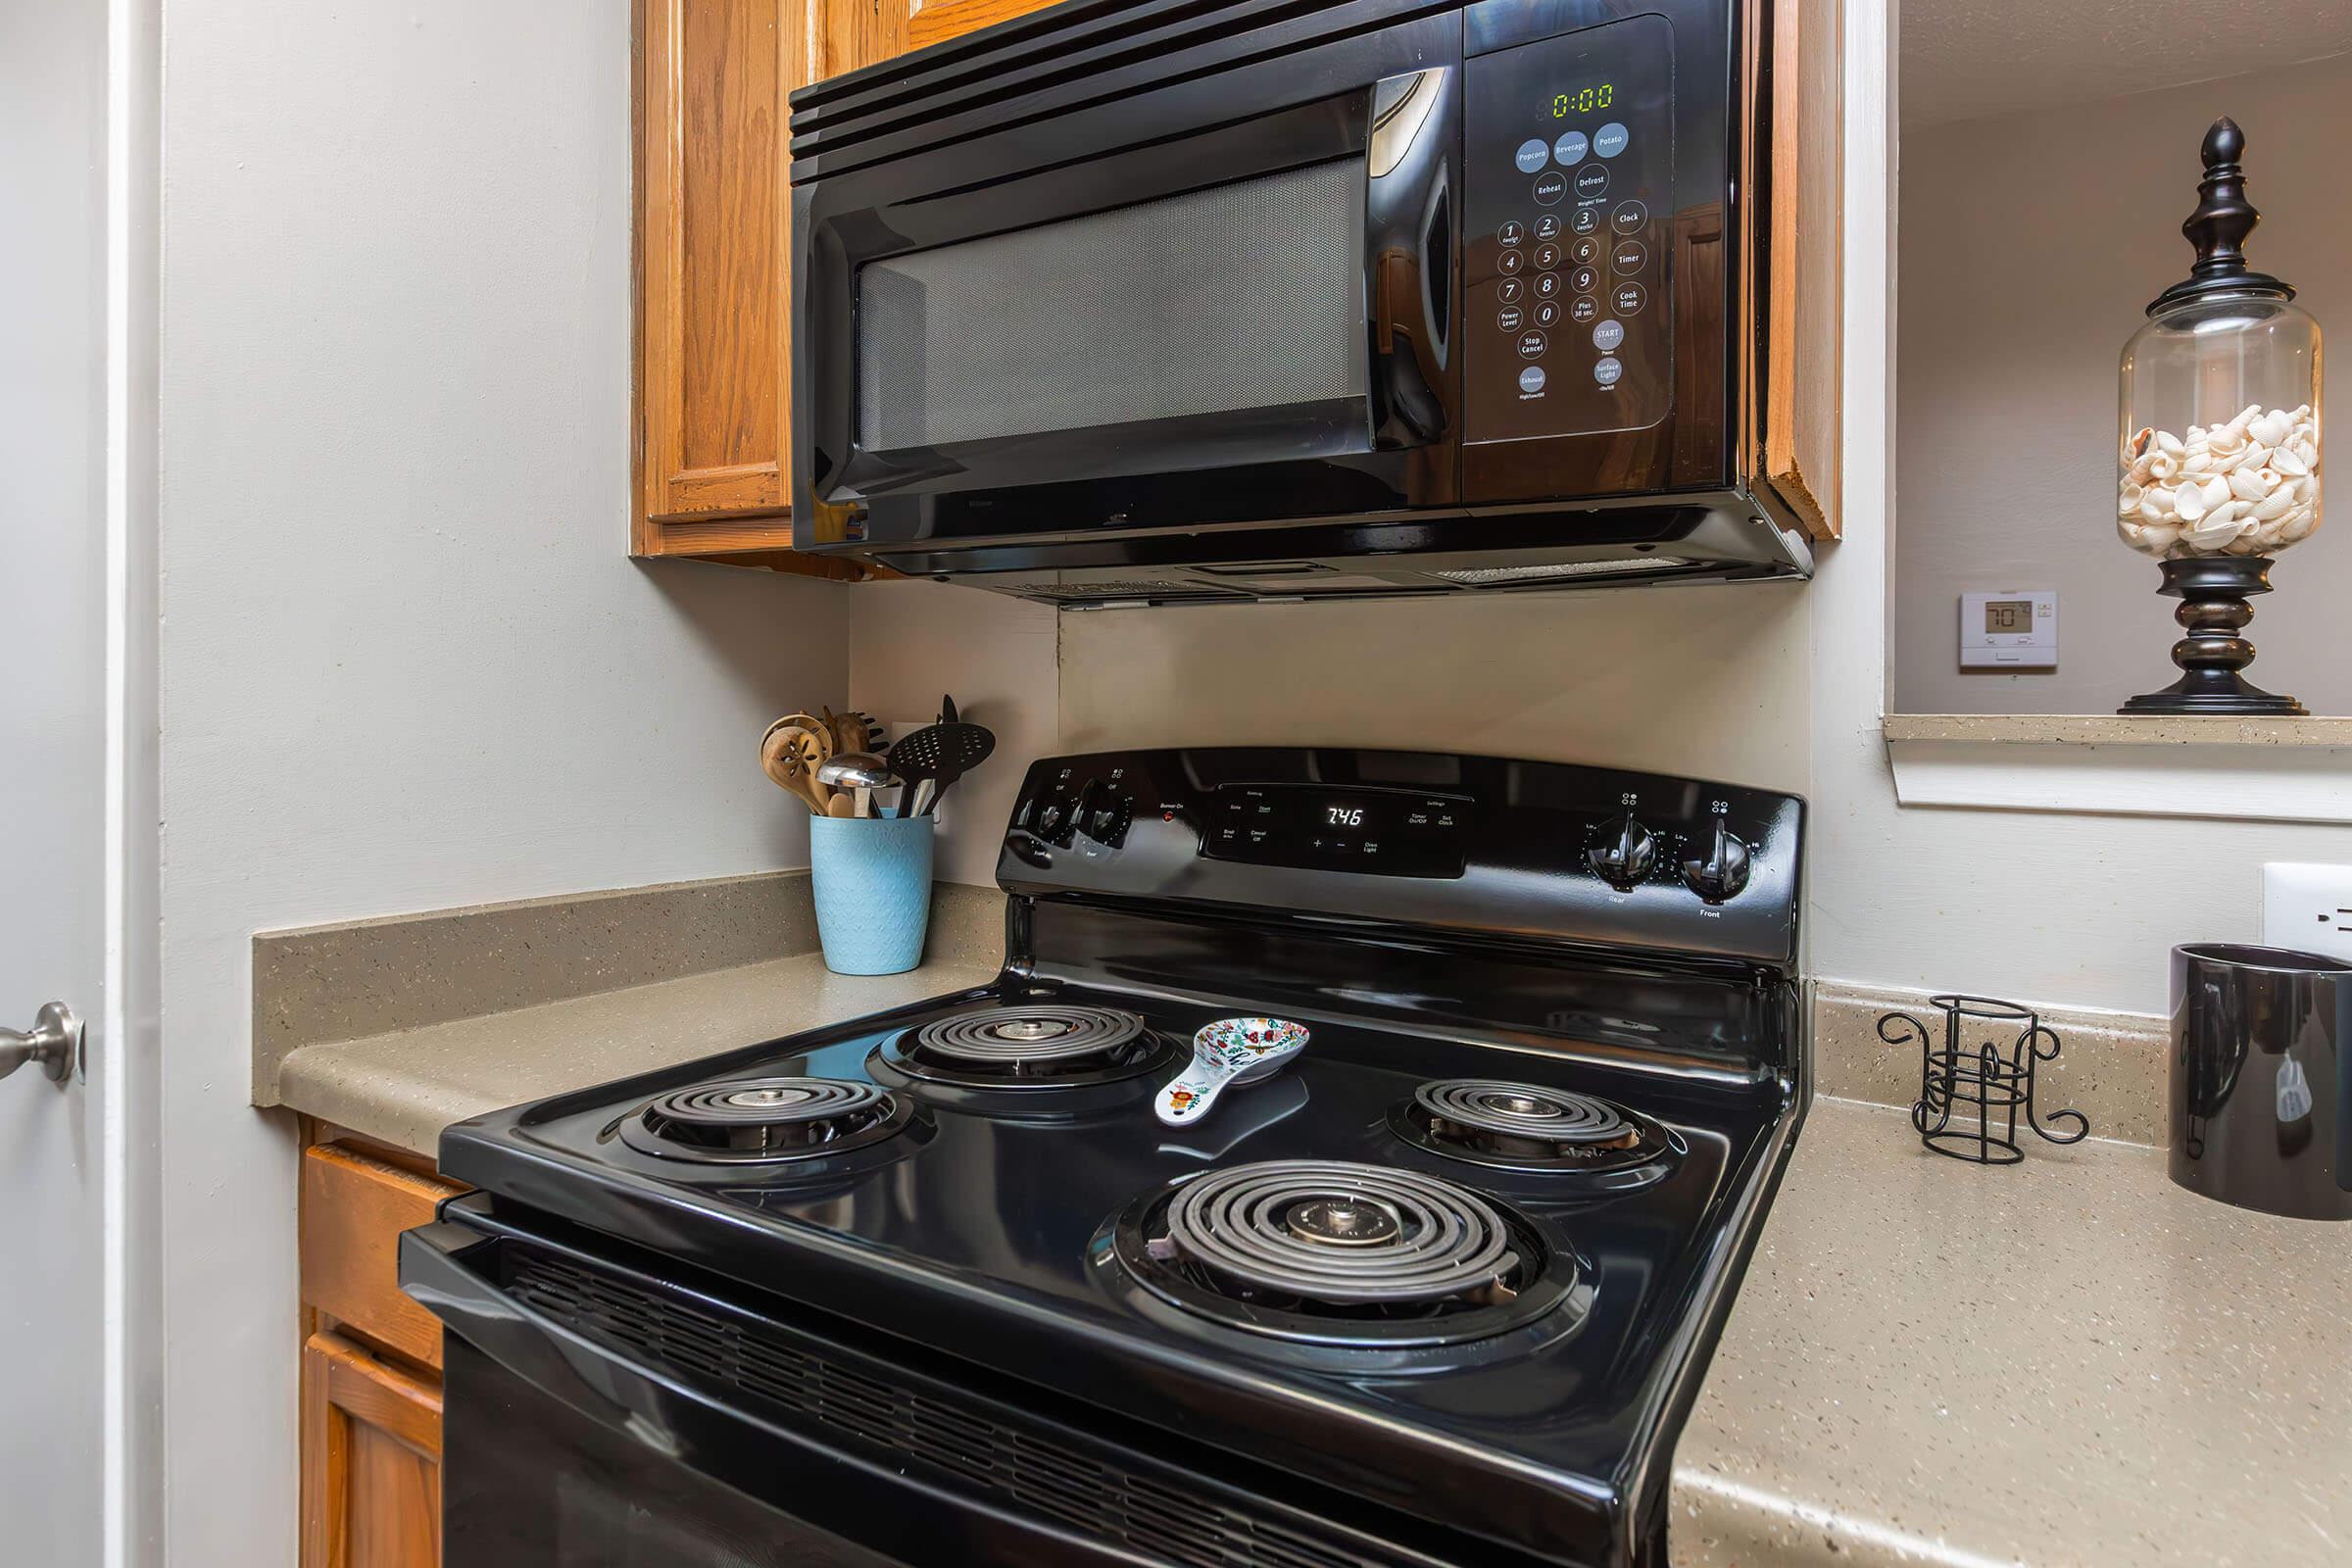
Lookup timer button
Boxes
[1514,138,1549,174]
[1611,239,1648,272]
[1552,129,1589,165]
[1532,172,1568,206]
[1593,121,1630,158]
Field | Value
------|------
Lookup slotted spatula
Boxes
[888,720,994,816]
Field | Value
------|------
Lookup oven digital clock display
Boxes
[1551,82,1614,117]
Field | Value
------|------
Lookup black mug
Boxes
[2170,944,2352,1220]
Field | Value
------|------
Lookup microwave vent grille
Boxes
[1426,557,1697,584]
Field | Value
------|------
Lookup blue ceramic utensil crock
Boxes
[808,814,933,975]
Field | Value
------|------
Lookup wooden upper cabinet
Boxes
[632,0,872,575]
[1748,0,1842,539]
[906,0,1053,50]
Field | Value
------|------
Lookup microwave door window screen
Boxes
[854,161,1369,458]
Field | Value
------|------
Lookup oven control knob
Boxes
[1587,813,1656,890]
[1681,818,1752,904]
[1036,799,1071,841]
[1084,794,1129,846]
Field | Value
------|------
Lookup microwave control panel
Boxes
[1461,14,1674,446]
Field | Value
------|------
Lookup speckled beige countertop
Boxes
[1671,1098,2352,1567]
[274,952,1001,1156]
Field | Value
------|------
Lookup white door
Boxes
[1,0,117,1561]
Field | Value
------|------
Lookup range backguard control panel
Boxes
[1462,14,1675,445]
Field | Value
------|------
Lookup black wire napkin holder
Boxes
[1878,995,2090,1164]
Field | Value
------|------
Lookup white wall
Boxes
[157,4,847,1563]
[1894,52,2352,714]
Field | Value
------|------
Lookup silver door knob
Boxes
[1,1003,80,1083]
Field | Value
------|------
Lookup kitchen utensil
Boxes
[891,720,994,817]
[1154,1017,1311,1127]
[826,795,857,818]
[760,726,827,814]
[831,710,880,760]
[816,753,895,819]
[939,694,957,725]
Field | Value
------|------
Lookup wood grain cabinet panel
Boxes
[633,0,868,577]
[302,1332,444,1568]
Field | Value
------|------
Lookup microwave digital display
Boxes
[1550,83,1615,117]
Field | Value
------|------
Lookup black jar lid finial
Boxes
[2148,116,2294,315]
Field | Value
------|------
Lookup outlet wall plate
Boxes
[2258,862,2352,963]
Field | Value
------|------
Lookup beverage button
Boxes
[1497,248,1525,274]
[1498,220,1526,246]
[1593,356,1624,386]
[1570,295,1599,323]
[1516,330,1548,360]
[1593,121,1630,158]
[1534,214,1563,240]
[1592,318,1626,352]
[1611,239,1648,272]
[1515,138,1549,174]
[1574,165,1610,198]
[1553,129,1590,166]
[1533,172,1568,206]
[1517,364,1547,394]
[1611,200,1648,233]
[1496,304,1525,331]
[1612,281,1647,315]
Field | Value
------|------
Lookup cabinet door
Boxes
[906,0,1052,51]
[302,1332,443,1568]
[634,0,866,575]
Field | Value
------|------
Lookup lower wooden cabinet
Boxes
[300,1135,466,1568]
[301,1331,444,1568]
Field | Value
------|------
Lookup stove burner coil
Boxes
[1156,1161,1518,1305]
[914,1005,1145,1065]
[1390,1079,1676,1179]
[619,1076,911,1162]
[1414,1080,1634,1146]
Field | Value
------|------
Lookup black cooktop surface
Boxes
[440,976,1788,1563]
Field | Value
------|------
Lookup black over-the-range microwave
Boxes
[787,0,1812,605]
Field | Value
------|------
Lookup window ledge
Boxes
[1884,713,2352,824]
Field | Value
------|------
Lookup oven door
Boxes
[402,1199,1475,1568]
[790,8,1465,557]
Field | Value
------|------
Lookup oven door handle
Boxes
[1367,66,1457,450]
[399,1217,662,1442]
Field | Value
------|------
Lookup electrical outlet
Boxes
[2259,862,2352,962]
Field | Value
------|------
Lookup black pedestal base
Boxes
[2119,555,2307,717]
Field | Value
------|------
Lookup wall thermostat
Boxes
[1959,589,2057,669]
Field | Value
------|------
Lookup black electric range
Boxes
[404,748,1806,1568]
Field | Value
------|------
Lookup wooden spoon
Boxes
[760,727,827,813]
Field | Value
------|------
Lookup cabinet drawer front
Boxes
[302,1143,466,1369]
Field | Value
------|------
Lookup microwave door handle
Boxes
[1367,66,1454,450]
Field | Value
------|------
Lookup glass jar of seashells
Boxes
[2119,294,2321,559]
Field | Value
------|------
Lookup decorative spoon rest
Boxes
[1154,1017,1310,1126]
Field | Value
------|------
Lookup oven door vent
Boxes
[507,1249,1428,1568]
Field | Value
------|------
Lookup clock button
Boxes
[1593,121,1630,158]
[1611,200,1648,233]
[1552,129,1589,165]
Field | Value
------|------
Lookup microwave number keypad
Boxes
[1463,15,1674,444]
